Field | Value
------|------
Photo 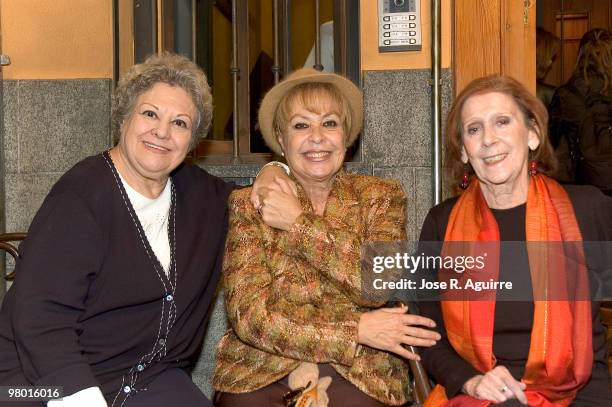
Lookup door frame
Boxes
[0,2,6,298]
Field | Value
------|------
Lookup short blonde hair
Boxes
[272,82,352,144]
[112,53,213,149]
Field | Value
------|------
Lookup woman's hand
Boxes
[256,180,302,231]
[258,186,302,230]
[250,164,297,208]
[462,366,527,405]
[357,306,441,361]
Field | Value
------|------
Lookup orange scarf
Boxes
[424,175,592,407]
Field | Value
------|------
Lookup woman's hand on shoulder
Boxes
[250,164,297,208]
[462,365,527,405]
[357,306,441,361]
[255,178,302,231]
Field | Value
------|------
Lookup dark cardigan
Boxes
[0,153,233,405]
[418,185,612,405]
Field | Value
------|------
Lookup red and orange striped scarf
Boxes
[425,175,592,407]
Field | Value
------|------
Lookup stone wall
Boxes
[363,69,453,240]
[2,80,111,232]
[0,79,111,295]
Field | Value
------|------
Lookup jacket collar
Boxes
[292,168,360,221]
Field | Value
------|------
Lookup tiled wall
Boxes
[2,80,111,232]
[363,69,453,240]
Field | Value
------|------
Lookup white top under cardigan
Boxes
[120,174,172,274]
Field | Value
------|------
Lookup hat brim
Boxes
[258,69,363,156]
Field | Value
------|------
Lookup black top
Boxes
[0,153,234,405]
[417,185,612,405]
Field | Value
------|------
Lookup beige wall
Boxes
[360,0,452,71]
[0,0,113,80]
[0,0,451,79]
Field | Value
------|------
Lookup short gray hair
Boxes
[111,53,213,149]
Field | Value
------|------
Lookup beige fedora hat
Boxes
[258,68,363,156]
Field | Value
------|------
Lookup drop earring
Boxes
[528,160,538,176]
[460,172,470,190]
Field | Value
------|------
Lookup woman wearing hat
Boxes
[213,69,441,406]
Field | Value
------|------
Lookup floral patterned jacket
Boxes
[213,170,411,405]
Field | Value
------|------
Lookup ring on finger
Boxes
[499,386,508,393]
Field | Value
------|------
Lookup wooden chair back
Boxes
[0,233,26,282]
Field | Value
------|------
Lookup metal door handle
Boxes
[523,0,531,26]
[0,54,11,66]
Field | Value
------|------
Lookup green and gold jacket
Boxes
[213,171,411,405]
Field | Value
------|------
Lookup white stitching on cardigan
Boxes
[103,151,176,406]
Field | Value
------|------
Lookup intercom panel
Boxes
[378,0,422,52]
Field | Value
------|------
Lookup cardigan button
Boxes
[165,294,173,302]
[123,386,131,394]
[136,364,144,372]
[158,338,166,346]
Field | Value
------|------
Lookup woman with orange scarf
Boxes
[419,75,612,406]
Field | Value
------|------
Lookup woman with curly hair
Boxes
[0,53,283,407]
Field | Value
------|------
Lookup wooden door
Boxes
[540,0,612,86]
[454,0,536,94]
